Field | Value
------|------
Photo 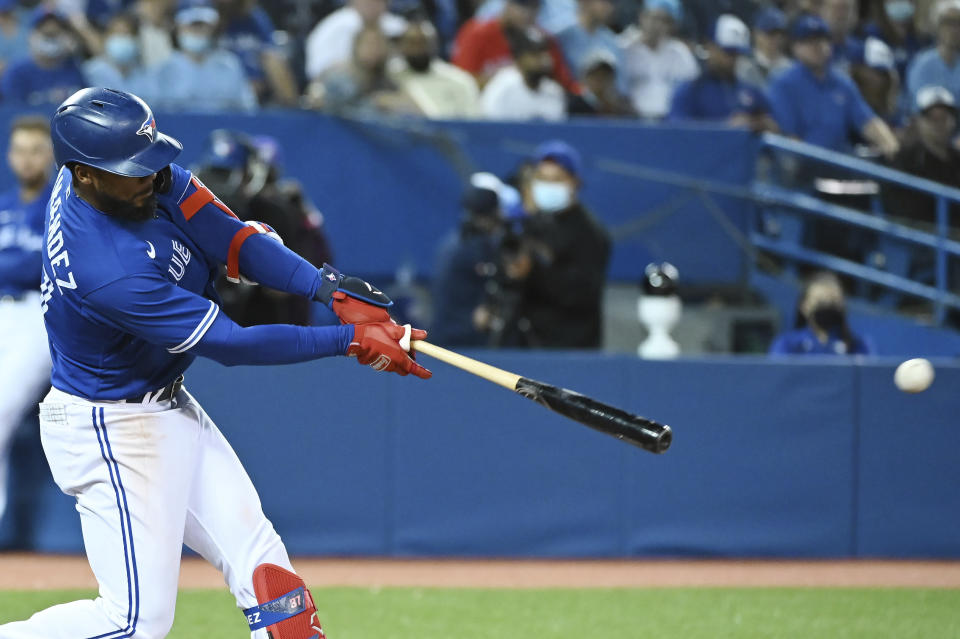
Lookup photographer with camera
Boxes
[194,129,334,327]
[493,140,612,348]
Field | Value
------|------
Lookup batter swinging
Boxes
[0,88,430,639]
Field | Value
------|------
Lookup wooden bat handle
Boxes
[411,340,521,390]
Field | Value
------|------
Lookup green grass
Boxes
[1,587,958,638]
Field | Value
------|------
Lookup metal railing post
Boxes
[936,196,949,325]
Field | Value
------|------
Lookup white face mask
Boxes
[530,179,572,213]
[885,0,914,22]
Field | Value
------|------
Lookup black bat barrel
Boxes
[515,378,672,454]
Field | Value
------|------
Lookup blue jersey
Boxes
[41,163,347,400]
[0,56,86,105]
[768,327,874,355]
[767,62,875,152]
[668,73,769,122]
[0,180,51,296]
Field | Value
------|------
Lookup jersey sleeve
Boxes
[162,163,321,299]
[82,274,224,354]
[82,273,354,364]
[767,78,799,137]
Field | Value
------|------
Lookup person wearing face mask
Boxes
[82,12,157,102]
[305,25,422,116]
[150,0,257,112]
[769,271,874,355]
[502,140,611,348]
[0,7,85,105]
[389,20,481,119]
[481,27,567,121]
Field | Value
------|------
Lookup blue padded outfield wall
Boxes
[5,355,958,559]
[0,108,758,284]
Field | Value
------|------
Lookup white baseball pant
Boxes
[0,386,291,639]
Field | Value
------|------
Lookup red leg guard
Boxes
[252,564,326,639]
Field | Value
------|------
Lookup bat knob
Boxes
[654,426,672,454]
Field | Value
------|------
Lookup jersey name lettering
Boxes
[168,240,191,281]
[46,171,76,293]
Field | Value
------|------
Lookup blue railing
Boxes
[754,134,960,325]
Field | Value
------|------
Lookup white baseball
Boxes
[894,358,935,393]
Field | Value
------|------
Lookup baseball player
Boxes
[0,87,430,639]
[0,116,54,535]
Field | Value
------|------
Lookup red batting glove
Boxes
[331,290,393,324]
[347,322,431,379]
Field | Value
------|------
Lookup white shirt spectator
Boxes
[480,65,566,121]
[620,27,699,119]
[305,6,407,80]
[390,58,482,119]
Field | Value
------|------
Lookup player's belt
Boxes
[118,375,184,404]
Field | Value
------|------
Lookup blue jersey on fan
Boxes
[0,180,51,296]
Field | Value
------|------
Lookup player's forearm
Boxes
[191,312,354,366]
[236,233,322,298]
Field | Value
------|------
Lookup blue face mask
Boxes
[885,0,914,22]
[105,34,138,66]
[179,32,211,55]
[530,179,573,213]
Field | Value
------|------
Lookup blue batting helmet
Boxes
[51,88,182,177]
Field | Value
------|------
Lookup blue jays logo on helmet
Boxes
[137,115,157,142]
[51,88,182,178]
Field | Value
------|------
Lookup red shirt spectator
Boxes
[453,17,579,92]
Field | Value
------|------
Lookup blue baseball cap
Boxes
[176,0,219,25]
[644,0,681,22]
[29,6,69,29]
[198,130,252,170]
[790,13,830,40]
[534,140,582,178]
[754,7,786,33]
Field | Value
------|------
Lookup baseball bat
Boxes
[411,341,672,454]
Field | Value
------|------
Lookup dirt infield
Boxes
[1,554,959,590]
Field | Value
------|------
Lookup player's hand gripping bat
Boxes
[411,341,672,454]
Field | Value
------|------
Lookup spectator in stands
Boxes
[470,0,577,36]
[133,0,175,65]
[431,172,506,347]
[306,25,421,116]
[567,48,635,117]
[389,19,481,119]
[196,129,333,326]
[0,7,85,105]
[502,140,611,348]
[452,0,578,92]
[619,0,699,119]
[769,271,874,355]
[907,0,960,106]
[669,14,777,132]
[820,0,861,71]
[480,27,566,121]
[305,0,406,82]
[882,85,960,229]
[150,0,257,112]
[680,0,762,42]
[215,0,298,106]
[768,13,900,157]
[556,0,623,89]
[0,1,29,75]
[849,36,904,127]
[877,0,932,78]
[737,6,792,87]
[82,12,156,100]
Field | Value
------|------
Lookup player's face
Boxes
[75,165,158,222]
[8,128,53,188]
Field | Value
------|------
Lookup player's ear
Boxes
[71,163,95,186]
